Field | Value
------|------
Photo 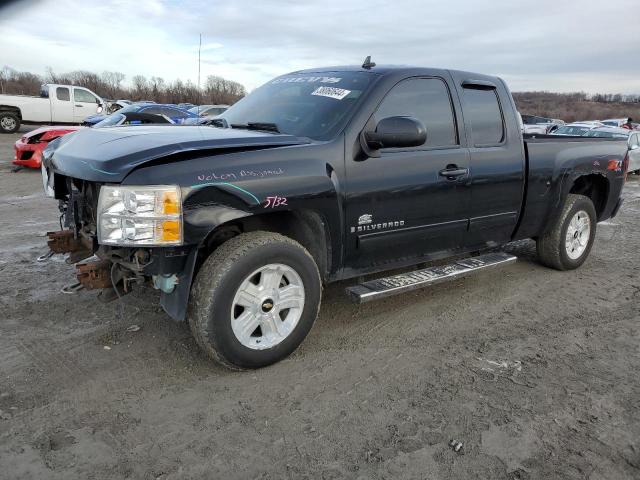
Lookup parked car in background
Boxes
[0,84,104,133]
[628,131,640,174]
[13,110,176,169]
[188,104,229,117]
[92,111,173,128]
[83,104,198,126]
[601,118,628,127]
[549,122,604,136]
[178,103,197,110]
[521,114,565,134]
[582,127,630,139]
[13,125,83,168]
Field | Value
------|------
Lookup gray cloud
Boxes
[1,0,638,93]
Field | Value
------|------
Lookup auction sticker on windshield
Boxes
[311,86,351,100]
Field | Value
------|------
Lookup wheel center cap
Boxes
[261,299,274,313]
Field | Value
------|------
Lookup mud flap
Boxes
[160,249,198,322]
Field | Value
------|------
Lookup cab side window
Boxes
[56,87,70,101]
[462,86,505,146]
[74,88,97,103]
[374,78,458,148]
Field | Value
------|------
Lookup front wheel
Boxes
[187,231,322,369]
[536,194,597,271]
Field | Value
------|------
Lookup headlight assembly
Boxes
[97,185,182,246]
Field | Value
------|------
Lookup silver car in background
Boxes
[549,122,605,136]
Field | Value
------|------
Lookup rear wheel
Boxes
[536,194,597,270]
[187,231,322,369]
[0,112,20,134]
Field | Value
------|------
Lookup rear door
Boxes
[72,88,100,123]
[344,76,471,271]
[452,76,525,247]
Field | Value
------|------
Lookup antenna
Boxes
[362,55,376,69]
[197,33,202,114]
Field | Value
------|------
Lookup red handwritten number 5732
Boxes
[264,196,287,208]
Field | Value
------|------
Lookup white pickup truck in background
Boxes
[0,84,104,133]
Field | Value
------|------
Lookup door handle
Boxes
[439,166,468,178]
[75,104,83,107]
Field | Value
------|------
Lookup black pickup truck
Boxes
[41,62,629,369]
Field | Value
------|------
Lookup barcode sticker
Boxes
[311,86,351,100]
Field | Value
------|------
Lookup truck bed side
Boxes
[514,135,628,240]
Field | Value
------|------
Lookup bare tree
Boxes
[101,71,126,98]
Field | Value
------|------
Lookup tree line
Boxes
[512,91,640,122]
[0,66,247,105]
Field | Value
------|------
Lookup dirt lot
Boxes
[0,127,639,480]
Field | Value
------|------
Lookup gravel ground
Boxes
[1,126,639,479]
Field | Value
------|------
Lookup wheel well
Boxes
[198,210,332,281]
[569,174,608,220]
[0,105,22,120]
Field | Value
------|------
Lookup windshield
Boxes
[93,113,124,128]
[218,72,375,140]
[553,126,589,135]
[114,105,143,115]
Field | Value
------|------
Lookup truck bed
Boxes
[514,135,629,240]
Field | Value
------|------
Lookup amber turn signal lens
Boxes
[162,191,180,215]
[158,220,181,242]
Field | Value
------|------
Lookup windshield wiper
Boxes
[230,122,280,133]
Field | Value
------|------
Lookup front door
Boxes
[344,76,471,273]
[73,88,100,123]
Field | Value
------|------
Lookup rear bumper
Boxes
[13,140,44,168]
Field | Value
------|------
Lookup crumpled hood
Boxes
[47,125,310,182]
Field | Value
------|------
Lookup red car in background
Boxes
[13,126,84,168]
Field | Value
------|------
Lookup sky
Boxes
[1,0,638,94]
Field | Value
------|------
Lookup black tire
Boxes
[0,112,20,134]
[536,194,597,271]
[187,231,322,370]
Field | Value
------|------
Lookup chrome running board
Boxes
[346,252,517,303]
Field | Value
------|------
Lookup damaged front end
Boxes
[44,176,197,320]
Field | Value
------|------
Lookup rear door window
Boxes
[462,87,505,146]
[56,87,70,101]
[373,77,458,148]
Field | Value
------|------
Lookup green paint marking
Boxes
[190,182,260,204]
[80,160,120,176]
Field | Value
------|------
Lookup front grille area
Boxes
[20,150,34,160]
